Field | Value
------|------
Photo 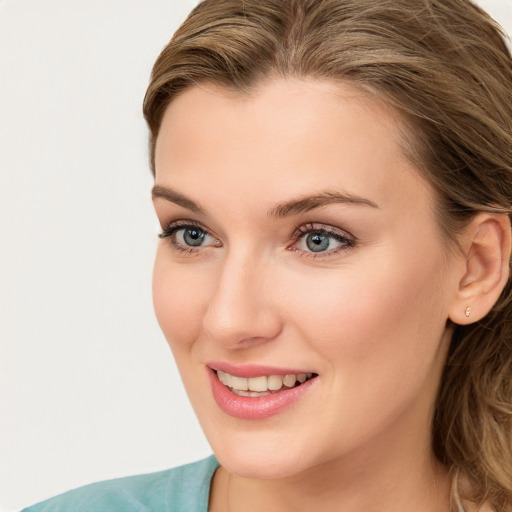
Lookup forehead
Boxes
[156,78,405,165]
[154,78,434,220]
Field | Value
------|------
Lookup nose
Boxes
[202,251,282,348]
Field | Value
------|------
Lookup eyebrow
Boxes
[268,191,379,218]
[152,185,206,214]
[152,185,378,218]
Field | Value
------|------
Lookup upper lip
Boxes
[207,361,316,378]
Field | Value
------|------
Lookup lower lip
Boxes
[208,369,317,420]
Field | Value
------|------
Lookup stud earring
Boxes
[465,306,471,318]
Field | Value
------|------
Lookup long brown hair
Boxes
[143,1,512,509]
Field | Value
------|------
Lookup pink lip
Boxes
[207,367,318,420]
[207,361,314,378]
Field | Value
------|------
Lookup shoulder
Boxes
[21,455,220,512]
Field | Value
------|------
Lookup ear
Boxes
[449,213,511,325]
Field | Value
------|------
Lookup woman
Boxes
[23,0,512,511]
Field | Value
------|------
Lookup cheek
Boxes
[285,246,450,389]
[152,247,210,351]
[279,254,450,445]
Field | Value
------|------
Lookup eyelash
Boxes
[289,223,356,258]
[158,220,219,255]
[158,220,356,258]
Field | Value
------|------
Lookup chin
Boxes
[217,449,309,480]
[205,426,317,480]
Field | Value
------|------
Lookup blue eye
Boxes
[182,227,207,246]
[305,233,331,252]
[294,224,355,256]
[158,222,220,252]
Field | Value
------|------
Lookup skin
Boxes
[151,78,479,512]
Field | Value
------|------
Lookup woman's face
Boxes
[152,79,459,479]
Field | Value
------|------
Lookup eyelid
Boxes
[289,222,357,258]
[159,219,211,238]
[292,222,356,240]
[158,219,221,251]
[158,219,356,258]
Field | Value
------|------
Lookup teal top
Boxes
[21,456,220,512]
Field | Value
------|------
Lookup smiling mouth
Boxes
[216,370,317,397]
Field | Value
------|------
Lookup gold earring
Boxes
[465,306,471,318]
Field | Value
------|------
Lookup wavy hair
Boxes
[143,1,512,509]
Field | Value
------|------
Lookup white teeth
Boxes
[216,370,315,394]
[283,374,297,388]
[231,388,271,397]
[248,376,268,392]
[231,375,249,391]
[217,370,229,386]
[267,375,283,391]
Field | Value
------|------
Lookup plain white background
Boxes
[1,1,511,511]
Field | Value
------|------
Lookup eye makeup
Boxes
[158,218,357,260]
[289,222,357,259]
[158,219,221,254]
